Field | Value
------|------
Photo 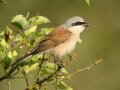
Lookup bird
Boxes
[11,16,89,67]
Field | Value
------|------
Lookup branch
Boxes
[70,59,103,77]
[43,59,103,86]
[36,65,62,86]
[7,79,11,90]
[21,70,29,87]
[37,53,45,82]
[0,53,31,81]
[10,75,36,79]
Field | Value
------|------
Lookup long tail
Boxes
[11,45,39,67]
[11,53,32,67]
[7,53,32,78]
[7,49,38,78]
[9,45,40,77]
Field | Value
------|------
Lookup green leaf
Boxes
[41,62,58,75]
[7,51,13,59]
[41,87,47,90]
[65,87,73,90]
[4,26,13,43]
[42,62,58,70]
[57,81,73,90]
[11,15,28,30]
[31,54,43,62]
[44,68,55,75]
[0,31,4,36]
[0,0,7,4]
[84,0,90,6]
[13,50,18,57]
[17,35,24,41]
[3,56,11,70]
[60,68,69,76]
[5,26,12,35]
[0,38,9,47]
[40,28,53,35]
[28,16,50,27]
[34,36,44,45]
[25,26,37,36]
[23,62,39,73]
[7,50,18,59]
[46,77,54,82]
[57,81,68,89]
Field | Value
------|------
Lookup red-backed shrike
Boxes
[12,16,89,66]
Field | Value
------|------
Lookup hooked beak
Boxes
[84,22,90,27]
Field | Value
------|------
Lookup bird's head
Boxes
[61,16,89,33]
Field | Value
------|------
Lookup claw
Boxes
[68,52,76,60]
[54,58,67,67]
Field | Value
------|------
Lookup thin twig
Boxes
[37,57,64,86]
[10,75,36,79]
[70,59,103,77]
[7,78,11,90]
[25,12,30,20]
[36,65,62,86]
[54,56,58,90]
[22,70,29,87]
[37,53,45,81]
[55,75,58,90]
[10,68,19,77]
[0,63,18,81]
[10,34,19,47]
[37,53,45,89]
[43,59,103,86]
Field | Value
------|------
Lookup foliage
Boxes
[0,0,90,6]
[0,1,102,88]
[0,13,102,90]
[84,0,90,6]
[0,10,103,90]
[0,0,7,4]
[0,14,72,90]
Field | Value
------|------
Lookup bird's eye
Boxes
[72,21,86,26]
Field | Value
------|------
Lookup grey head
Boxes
[60,16,89,29]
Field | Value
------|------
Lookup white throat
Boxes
[69,26,85,43]
[69,26,85,34]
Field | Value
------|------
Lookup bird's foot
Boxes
[68,52,76,60]
[54,59,67,68]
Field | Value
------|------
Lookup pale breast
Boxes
[52,35,77,59]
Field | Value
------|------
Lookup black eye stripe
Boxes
[72,21,86,26]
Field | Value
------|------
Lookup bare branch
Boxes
[70,59,103,77]
[36,65,62,86]
[43,59,103,86]
[7,79,11,90]
[21,69,29,87]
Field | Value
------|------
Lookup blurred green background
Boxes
[0,0,120,90]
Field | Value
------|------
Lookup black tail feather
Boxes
[11,53,32,67]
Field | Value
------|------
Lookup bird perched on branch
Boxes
[12,16,89,67]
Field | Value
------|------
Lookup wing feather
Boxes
[30,27,72,54]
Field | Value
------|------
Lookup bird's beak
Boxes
[84,22,90,27]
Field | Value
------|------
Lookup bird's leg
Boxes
[37,53,45,82]
[68,52,76,60]
[53,56,66,68]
